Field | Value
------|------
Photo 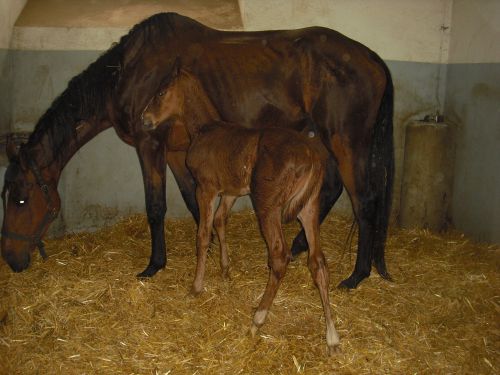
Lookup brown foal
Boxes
[142,68,340,354]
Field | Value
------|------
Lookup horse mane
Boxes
[25,12,205,165]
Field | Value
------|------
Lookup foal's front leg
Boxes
[191,187,218,295]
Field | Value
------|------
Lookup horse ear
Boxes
[6,135,20,162]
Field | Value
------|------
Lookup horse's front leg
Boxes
[136,137,167,277]
[166,151,199,224]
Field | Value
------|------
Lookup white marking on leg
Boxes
[253,309,268,327]
[326,319,341,355]
[326,321,340,348]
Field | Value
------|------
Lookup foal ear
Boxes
[170,57,181,80]
[6,135,20,162]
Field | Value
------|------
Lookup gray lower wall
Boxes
[444,63,500,243]
[0,49,12,136]
[1,49,455,235]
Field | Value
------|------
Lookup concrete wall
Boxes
[444,0,500,242]
[3,0,498,244]
[4,0,247,234]
[0,0,27,135]
[4,0,452,233]
[240,0,453,217]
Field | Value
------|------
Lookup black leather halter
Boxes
[1,160,59,259]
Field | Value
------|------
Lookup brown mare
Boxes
[142,68,340,354]
[1,13,393,290]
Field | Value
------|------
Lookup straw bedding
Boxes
[0,211,498,374]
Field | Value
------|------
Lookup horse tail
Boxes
[369,56,394,276]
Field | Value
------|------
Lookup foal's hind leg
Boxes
[250,209,290,336]
[191,187,218,295]
[298,198,340,355]
[291,156,343,257]
[213,195,237,279]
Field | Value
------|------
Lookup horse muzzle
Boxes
[1,246,31,272]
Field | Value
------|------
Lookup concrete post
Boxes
[400,121,455,231]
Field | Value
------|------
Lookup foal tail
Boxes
[282,153,324,223]
[369,56,394,277]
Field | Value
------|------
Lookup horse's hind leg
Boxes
[331,132,392,289]
[291,156,342,257]
[213,195,237,279]
[298,198,340,355]
[250,209,290,336]
[191,187,218,295]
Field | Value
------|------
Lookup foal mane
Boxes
[25,13,206,166]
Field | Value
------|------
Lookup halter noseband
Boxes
[1,159,59,260]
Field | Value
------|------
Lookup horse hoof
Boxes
[379,270,393,282]
[290,236,308,259]
[290,250,305,260]
[327,345,341,356]
[374,260,393,281]
[375,265,393,281]
[290,246,308,259]
[136,263,164,278]
[338,272,368,289]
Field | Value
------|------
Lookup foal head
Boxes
[141,71,185,131]
[141,66,218,132]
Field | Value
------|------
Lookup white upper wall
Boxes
[0,0,27,48]
[448,0,500,63]
[7,1,500,62]
[11,0,242,50]
[239,0,452,63]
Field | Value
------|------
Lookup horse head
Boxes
[1,139,60,272]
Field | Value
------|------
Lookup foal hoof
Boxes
[249,324,259,338]
[189,286,203,297]
[221,269,231,280]
[327,344,341,356]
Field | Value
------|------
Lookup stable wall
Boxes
[5,0,245,233]
[0,0,27,136]
[444,0,500,242]
[239,0,453,217]
[9,0,497,243]
[4,0,451,232]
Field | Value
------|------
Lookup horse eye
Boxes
[17,199,26,206]
[159,91,165,97]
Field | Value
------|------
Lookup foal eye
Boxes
[158,91,165,97]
